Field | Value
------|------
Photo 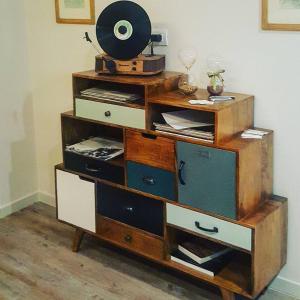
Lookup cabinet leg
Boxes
[72,228,85,252]
[220,288,235,300]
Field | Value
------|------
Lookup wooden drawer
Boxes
[97,216,164,260]
[75,98,145,129]
[167,204,252,251]
[56,169,96,233]
[125,130,175,172]
[97,183,164,236]
[127,161,176,200]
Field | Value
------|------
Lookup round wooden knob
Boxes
[124,234,132,243]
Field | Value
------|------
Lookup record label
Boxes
[96,1,151,60]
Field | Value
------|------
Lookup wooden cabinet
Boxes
[55,71,287,300]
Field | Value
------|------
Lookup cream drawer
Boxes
[75,98,145,129]
[56,169,96,233]
[167,204,252,251]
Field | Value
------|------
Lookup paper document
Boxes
[162,110,213,130]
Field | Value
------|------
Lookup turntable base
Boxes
[95,54,165,76]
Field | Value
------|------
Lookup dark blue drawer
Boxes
[97,183,164,236]
[177,141,237,219]
[127,161,176,201]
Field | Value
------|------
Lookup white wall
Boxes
[24,0,300,295]
[0,0,38,213]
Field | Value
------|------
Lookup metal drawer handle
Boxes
[104,111,111,117]
[195,221,219,234]
[178,161,186,185]
[85,164,101,173]
[124,234,132,243]
[124,206,134,213]
[142,176,156,185]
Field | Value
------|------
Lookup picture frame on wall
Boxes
[55,0,95,25]
[262,0,300,31]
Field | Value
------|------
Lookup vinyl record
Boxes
[96,1,151,60]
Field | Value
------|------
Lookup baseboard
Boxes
[270,276,300,299]
[37,191,56,207]
[0,192,39,219]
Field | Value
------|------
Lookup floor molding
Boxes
[270,276,300,299]
[0,192,39,219]
[37,191,56,207]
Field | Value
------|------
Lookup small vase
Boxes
[207,84,223,96]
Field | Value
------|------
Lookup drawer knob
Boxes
[142,176,156,185]
[104,111,111,117]
[85,164,101,173]
[124,234,132,243]
[195,221,219,234]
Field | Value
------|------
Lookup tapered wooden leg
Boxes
[220,288,235,300]
[72,228,85,252]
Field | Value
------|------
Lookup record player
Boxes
[93,1,165,76]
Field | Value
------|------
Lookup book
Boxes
[171,249,233,277]
[178,241,231,265]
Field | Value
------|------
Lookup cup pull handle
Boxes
[195,221,219,233]
[85,164,101,173]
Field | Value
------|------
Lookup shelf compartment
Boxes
[97,215,164,260]
[97,182,164,237]
[147,89,254,144]
[147,103,215,144]
[166,226,252,295]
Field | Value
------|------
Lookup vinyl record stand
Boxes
[55,70,287,300]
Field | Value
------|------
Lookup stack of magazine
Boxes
[153,110,214,143]
[171,240,233,277]
[65,137,124,161]
[80,88,142,103]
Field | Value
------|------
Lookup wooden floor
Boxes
[0,203,296,300]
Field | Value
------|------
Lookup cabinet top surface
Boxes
[72,70,182,86]
[148,90,254,112]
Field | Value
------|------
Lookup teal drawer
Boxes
[177,141,237,219]
[127,161,176,200]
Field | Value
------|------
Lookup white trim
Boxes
[270,276,300,299]
[0,192,39,219]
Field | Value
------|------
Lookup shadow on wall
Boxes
[0,95,38,218]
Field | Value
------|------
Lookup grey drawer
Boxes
[167,203,252,251]
[127,161,176,200]
[75,98,145,129]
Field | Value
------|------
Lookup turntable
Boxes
[89,1,166,76]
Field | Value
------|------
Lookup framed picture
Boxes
[262,0,300,31]
[55,0,95,25]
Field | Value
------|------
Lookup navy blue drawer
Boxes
[97,183,164,236]
[177,141,237,219]
[127,161,176,201]
[64,151,124,185]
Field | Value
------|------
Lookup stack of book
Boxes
[171,240,233,277]
[80,88,142,103]
[154,123,214,143]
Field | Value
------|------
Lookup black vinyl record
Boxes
[96,1,151,60]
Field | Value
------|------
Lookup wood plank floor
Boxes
[0,203,296,300]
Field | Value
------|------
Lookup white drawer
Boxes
[56,170,96,233]
[75,98,145,129]
[167,204,252,251]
